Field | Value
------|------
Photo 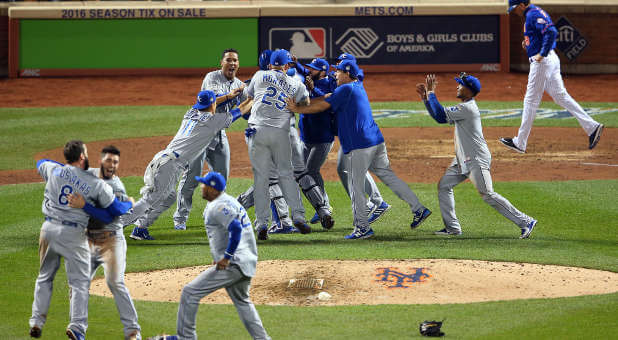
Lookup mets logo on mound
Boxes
[375,267,431,288]
[269,28,326,59]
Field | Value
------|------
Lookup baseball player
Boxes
[171,48,247,231]
[149,172,270,340]
[418,73,537,238]
[121,91,253,240]
[500,0,604,153]
[65,145,142,340]
[287,60,431,239]
[30,140,132,340]
[244,49,313,240]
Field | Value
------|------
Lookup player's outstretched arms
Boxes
[67,193,132,223]
[286,97,328,114]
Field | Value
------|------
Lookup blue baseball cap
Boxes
[258,49,272,71]
[305,58,330,72]
[336,60,361,79]
[507,0,527,13]
[455,73,481,96]
[270,49,292,66]
[337,53,356,62]
[192,90,216,110]
[195,171,226,192]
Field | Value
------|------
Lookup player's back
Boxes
[447,100,491,164]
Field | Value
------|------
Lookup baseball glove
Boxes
[419,319,445,337]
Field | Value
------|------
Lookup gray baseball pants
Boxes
[337,146,384,209]
[346,143,424,229]
[303,141,333,208]
[177,265,270,340]
[438,162,534,233]
[247,125,305,228]
[30,221,90,335]
[174,133,230,225]
[89,232,141,338]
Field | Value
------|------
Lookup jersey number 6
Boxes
[261,86,288,110]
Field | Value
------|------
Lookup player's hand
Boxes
[521,39,526,50]
[426,74,437,92]
[416,83,427,100]
[305,76,314,90]
[286,97,298,112]
[127,196,135,205]
[238,98,254,114]
[291,54,298,62]
[67,193,86,209]
[216,258,230,270]
[533,54,544,62]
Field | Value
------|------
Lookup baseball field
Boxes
[0,72,617,339]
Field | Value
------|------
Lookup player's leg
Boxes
[136,190,177,229]
[436,163,467,235]
[226,272,271,340]
[208,131,231,180]
[176,266,242,339]
[268,178,294,232]
[247,127,275,232]
[174,149,207,229]
[30,222,62,332]
[303,142,332,208]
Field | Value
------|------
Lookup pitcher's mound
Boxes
[90,259,618,305]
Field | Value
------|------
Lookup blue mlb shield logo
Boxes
[269,28,326,59]
[555,16,588,61]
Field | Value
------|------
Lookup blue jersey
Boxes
[523,5,557,58]
[325,81,384,154]
[299,76,336,144]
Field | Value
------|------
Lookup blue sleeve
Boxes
[311,87,326,98]
[106,197,133,217]
[83,203,113,224]
[425,93,448,124]
[540,26,557,57]
[230,108,242,122]
[36,159,63,169]
[294,62,310,77]
[224,219,242,259]
[325,84,350,112]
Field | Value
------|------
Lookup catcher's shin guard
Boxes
[268,180,292,226]
[237,186,255,209]
[295,171,334,229]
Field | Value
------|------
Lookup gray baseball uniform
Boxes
[336,146,385,211]
[86,168,141,339]
[120,108,234,227]
[173,70,247,227]
[31,161,115,336]
[245,69,309,228]
[436,99,534,233]
[176,192,270,340]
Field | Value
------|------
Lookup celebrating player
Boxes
[499,0,604,153]
[287,60,431,239]
[418,73,537,238]
[30,140,133,340]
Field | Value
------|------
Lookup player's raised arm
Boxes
[423,74,448,124]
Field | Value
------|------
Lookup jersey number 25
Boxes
[261,86,288,110]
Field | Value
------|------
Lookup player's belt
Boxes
[87,229,117,240]
[44,216,80,228]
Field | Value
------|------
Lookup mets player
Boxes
[66,145,142,340]
[244,49,312,240]
[171,48,247,231]
[121,91,253,240]
[418,73,537,238]
[30,140,132,340]
[287,60,431,239]
[500,0,603,153]
[149,172,270,340]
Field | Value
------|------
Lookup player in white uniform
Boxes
[30,140,132,340]
[419,73,537,238]
[500,0,604,153]
[244,49,312,240]
[66,146,142,340]
[148,172,270,340]
[121,91,253,240]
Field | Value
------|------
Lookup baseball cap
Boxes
[336,60,361,79]
[195,171,226,192]
[192,90,216,110]
[507,0,527,12]
[337,53,356,62]
[305,58,330,72]
[258,49,272,71]
[270,49,292,66]
[455,72,481,96]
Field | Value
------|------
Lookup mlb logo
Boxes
[269,28,326,59]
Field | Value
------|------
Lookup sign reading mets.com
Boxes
[259,16,500,65]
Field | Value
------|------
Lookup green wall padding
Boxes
[19,18,258,69]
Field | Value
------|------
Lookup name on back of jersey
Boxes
[262,73,297,97]
[53,167,92,195]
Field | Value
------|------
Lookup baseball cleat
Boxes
[174,223,186,231]
[344,227,374,240]
[125,330,141,340]
[268,224,298,234]
[499,137,525,153]
[366,203,377,217]
[368,201,391,224]
[257,225,269,240]
[588,123,604,149]
[66,328,85,340]
[130,227,155,240]
[410,208,432,229]
[293,221,312,234]
[309,212,320,224]
[29,326,42,338]
[520,219,537,239]
[320,214,335,230]
[146,335,178,340]
[434,228,462,236]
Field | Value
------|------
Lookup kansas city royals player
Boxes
[500,0,604,153]
[122,91,252,240]
[171,48,247,231]
[66,145,142,340]
[150,172,270,340]
[30,140,132,340]
[419,74,537,238]
[245,49,312,240]
[288,60,431,239]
